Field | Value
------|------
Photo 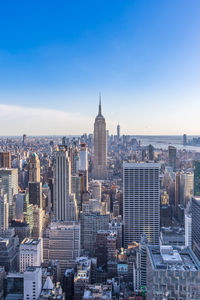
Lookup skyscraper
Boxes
[192,196,200,260]
[53,145,78,221]
[0,179,8,235]
[93,95,107,179]
[79,142,88,171]
[194,161,200,196]
[117,123,120,142]
[123,162,160,248]
[0,168,18,221]
[29,153,40,182]
[168,146,176,171]
[148,144,154,161]
[0,152,11,169]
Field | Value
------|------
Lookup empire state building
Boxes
[93,95,107,179]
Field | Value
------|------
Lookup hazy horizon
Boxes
[0,0,200,135]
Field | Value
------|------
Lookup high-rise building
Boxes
[117,123,120,142]
[0,152,11,168]
[194,161,200,196]
[22,134,27,146]
[146,245,200,299]
[29,153,40,182]
[29,182,42,208]
[32,205,44,239]
[0,236,18,272]
[24,267,42,300]
[79,142,88,171]
[168,146,176,171]
[123,162,160,248]
[0,168,18,221]
[53,145,78,221]
[180,172,194,207]
[19,238,42,272]
[80,212,109,255]
[192,196,200,260]
[175,172,181,211]
[43,222,80,276]
[148,144,154,161]
[90,180,101,201]
[185,213,192,247]
[183,133,187,146]
[0,180,8,235]
[93,96,107,179]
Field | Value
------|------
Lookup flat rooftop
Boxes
[148,245,200,272]
[21,238,40,245]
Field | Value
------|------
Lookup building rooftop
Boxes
[21,238,40,245]
[83,284,112,300]
[148,245,200,272]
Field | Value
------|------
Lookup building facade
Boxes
[93,97,107,180]
[123,162,160,247]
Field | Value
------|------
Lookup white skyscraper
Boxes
[79,142,88,171]
[185,213,192,247]
[53,145,78,221]
[123,162,160,248]
[24,267,42,300]
[19,238,42,272]
[0,179,8,235]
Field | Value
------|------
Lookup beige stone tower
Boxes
[93,95,107,179]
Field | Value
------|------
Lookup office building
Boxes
[0,180,8,235]
[90,180,101,201]
[0,152,11,168]
[29,153,40,182]
[71,174,82,211]
[4,272,24,299]
[74,257,92,300]
[23,134,27,146]
[19,238,42,272]
[180,172,194,206]
[148,144,154,161]
[14,193,26,220]
[11,220,30,243]
[80,212,109,255]
[24,267,42,300]
[53,145,78,221]
[93,96,107,179]
[123,162,160,247]
[43,222,80,276]
[146,245,200,299]
[0,236,18,272]
[168,146,176,171]
[79,142,88,171]
[185,213,192,247]
[183,133,187,146]
[117,123,120,142]
[28,182,42,207]
[32,205,44,239]
[194,161,200,196]
[0,168,18,220]
[192,197,200,260]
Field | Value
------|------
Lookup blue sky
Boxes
[0,0,200,135]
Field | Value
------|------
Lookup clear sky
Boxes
[0,0,200,135]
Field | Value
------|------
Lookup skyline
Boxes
[0,0,200,135]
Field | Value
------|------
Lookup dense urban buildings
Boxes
[0,104,200,299]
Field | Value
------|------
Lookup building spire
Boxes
[98,92,102,115]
